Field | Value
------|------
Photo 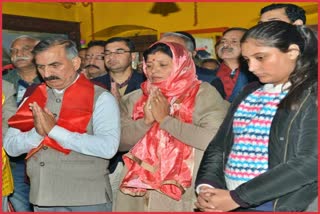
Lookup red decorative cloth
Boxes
[8,74,94,159]
[120,42,201,201]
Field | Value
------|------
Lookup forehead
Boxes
[105,41,128,50]
[11,38,36,48]
[222,30,245,40]
[241,39,272,55]
[160,36,186,48]
[260,8,291,23]
[35,45,67,62]
[146,51,172,61]
[86,46,104,54]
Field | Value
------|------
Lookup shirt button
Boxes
[280,137,284,140]
[43,146,48,150]
[56,98,61,103]
[40,162,45,166]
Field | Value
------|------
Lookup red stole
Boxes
[120,83,200,201]
[8,75,94,159]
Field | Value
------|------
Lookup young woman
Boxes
[195,21,318,212]
[114,41,229,211]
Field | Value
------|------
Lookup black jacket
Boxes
[196,66,226,99]
[92,69,146,94]
[196,81,318,211]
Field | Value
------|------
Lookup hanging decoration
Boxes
[193,2,198,26]
[149,2,181,16]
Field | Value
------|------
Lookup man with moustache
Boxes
[83,40,108,79]
[4,37,120,211]
[2,35,42,212]
[214,28,255,102]
[3,35,42,105]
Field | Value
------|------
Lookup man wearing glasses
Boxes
[83,40,108,79]
[92,37,145,209]
[92,37,145,99]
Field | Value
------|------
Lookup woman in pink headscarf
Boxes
[114,41,229,211]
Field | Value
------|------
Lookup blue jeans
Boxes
[9,160,33,212]
[33,202,112,212]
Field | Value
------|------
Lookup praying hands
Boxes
[195,187,240,212]
[143,87,170,125]
[29,101,56,136]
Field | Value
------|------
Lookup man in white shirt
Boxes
[4,37,120,211]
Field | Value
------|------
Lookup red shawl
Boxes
[120,42,201,200]
[8,74,94,159]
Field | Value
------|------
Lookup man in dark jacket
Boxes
[92,37,145,99]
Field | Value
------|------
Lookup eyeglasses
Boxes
[84,55,104,60]
[104,49,131,57]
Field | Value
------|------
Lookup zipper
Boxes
[273,90,311,211]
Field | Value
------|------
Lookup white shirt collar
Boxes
[52,74,80,94]
[262,81,291,93]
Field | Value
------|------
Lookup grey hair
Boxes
[161,32,195,52]
[10,35,40,48]
[32,37,78,59]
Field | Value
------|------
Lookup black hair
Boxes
[143,42,173,62]
[105,37,135,52]
[87,40,106,48]
[260,3,306,24]
[241,21,317,110]
[78,47,87,51]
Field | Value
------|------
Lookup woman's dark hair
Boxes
[241,21,318,110]
[143,42,173,62]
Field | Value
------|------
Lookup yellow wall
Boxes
[2,2,318,43]
[2,2,77,21]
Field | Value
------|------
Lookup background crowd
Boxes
[2,3,317,212]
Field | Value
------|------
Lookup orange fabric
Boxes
[120,42,201,201]
[8,74,94,159]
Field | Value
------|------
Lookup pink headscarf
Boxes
[120,42,201,200]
